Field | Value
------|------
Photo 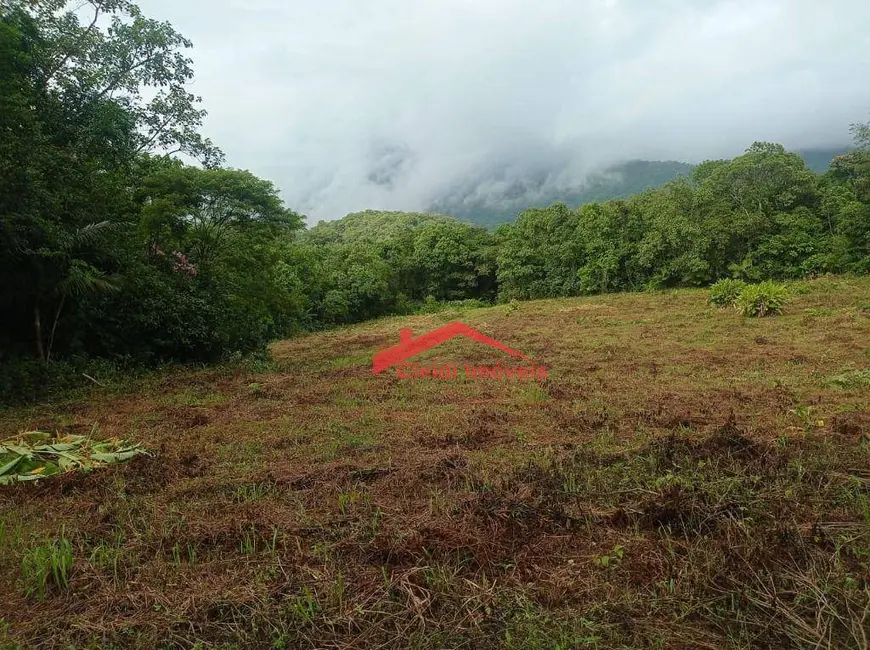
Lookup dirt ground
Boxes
[1,276,869,649]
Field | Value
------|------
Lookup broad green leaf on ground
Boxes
[0,432,149,485]
[0,455,24,476]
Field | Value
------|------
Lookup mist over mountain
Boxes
[129,0,870,224]
[426,147,848,228]
[429,159,694,229]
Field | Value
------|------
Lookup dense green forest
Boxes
[2,1,869,402]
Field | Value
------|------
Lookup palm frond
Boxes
[68,221,123,251]
[58,260,121,298]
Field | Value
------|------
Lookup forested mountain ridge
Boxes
[429,160,695,229]
[431,148,848,228]
[798,147,852,173]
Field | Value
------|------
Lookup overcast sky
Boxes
[138,0,870,222]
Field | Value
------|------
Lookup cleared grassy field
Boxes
[2,277,870,649]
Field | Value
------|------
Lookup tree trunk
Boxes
[47,295,65,363]
[34,305,45,361]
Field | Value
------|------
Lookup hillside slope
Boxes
[1,277,869,648]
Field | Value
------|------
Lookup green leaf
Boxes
[90,450,145,463]
[16,473,48,482]
[0,456,23,476]
[38,461,60,476]
[20,431,52,443]
[33,443,84,453]
[4,445,34,458]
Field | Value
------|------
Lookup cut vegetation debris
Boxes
[1,276,869,649]
[0,430,148,485]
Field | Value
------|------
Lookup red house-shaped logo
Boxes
[372,321,529,374]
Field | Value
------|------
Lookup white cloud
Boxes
[137,0,870,221]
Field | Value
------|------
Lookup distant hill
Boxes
[429,160,694,229]
[429,148,848,229]
[798,147,850,173]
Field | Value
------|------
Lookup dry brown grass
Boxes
[1,276,869,649]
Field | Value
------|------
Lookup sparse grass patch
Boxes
[522,383,549,403]
[163,389,227,407]
[230,482,276,503]
[237,525,280,556]
[826,370,870,390]
[0,515,24,556]
[216,441,265,468]
[88,530,128,583]
[20,532,73,601]
[317,421,380,461]
[805,306,839,316]
[337,486,370,515]
[330,353,371,370]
